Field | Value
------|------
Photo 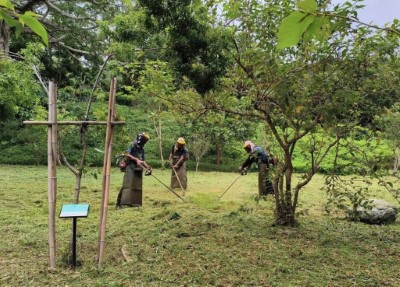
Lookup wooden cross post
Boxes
[24,78,124,270]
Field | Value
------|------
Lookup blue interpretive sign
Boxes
[59,204,90,218]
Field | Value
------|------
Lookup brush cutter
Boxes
[218,168,247,199]
[145,169,185,202]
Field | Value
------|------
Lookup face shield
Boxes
[137,132,150,146]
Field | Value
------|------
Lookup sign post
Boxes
[59,203,90,268]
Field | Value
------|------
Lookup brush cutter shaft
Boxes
[149,173,185,202]
[172,167,185,192]
[219,174,242,199]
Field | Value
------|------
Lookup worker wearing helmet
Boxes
[169,137,189,190]
[116,132,151,208]
[239,140,274,196]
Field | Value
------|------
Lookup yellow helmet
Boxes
[177,137,185,144]
[142,132,150,140]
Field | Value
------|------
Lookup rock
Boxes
[356,199,397,224]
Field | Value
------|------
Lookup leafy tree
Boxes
[138,0,230,94]
[209,0,400,225]
[2,0,118,87]
[99,3,170,104]
[0,50,44,122]
[131,60,176,167]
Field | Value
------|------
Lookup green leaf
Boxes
[315,17,331,42]
[0,10,17,27]
[297,0,317,12]
[23,10,41,18]
[19,13,48,45]
[277,11,315,50]
[0,0,14,10]
[303,16,323,42]
[14,22,22,38]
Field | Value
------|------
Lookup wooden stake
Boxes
[48,82,57,271]
[98,78,117,268]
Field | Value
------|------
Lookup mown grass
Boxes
[0,165,399,287]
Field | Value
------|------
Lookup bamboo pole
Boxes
[98,78,117,268]
[23,121,125,126]
[98,78,114,230]
[47,82,57,271]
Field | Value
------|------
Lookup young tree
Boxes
[134,61,176,167]
[190,131,211,172]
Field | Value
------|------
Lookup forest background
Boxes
[1,0,400,225]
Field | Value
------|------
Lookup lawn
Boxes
[0,165,399,287]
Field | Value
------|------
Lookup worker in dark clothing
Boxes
[116,132,151,208]
[239,140,274,196]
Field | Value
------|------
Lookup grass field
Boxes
[0,164,399,287]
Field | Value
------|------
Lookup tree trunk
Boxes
[0,21,10,53]
[274,149,296,225]
[154,108,164,168]
[74,173,82,203]
[393,148,400,173]
[215,143,224,165]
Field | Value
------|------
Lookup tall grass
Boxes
[0,165,399,286]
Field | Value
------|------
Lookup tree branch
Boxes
[324,12,400,37]
[16,0,44,13]
[84,53,114,120]
[292,136,341,212]
[44,0,95,21]
[32,64,48,92]
[54,41,90,55]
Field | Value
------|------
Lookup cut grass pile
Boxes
[0,165,399,286]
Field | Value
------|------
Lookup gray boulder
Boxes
[356,199,398,224]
